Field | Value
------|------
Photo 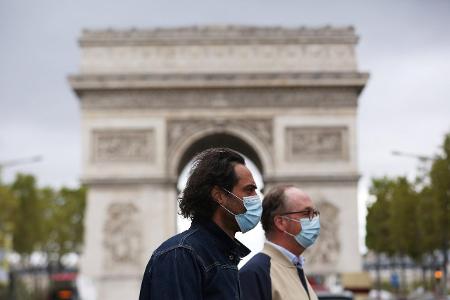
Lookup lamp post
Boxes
[392,150,448,298]
[391,150,434,162]
[0,155,42,185]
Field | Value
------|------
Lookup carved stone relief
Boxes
[285,126,349,161]
[167,118,272,157]
[305,200,340,266]
[78,27,359,73]
[81,87,358,110]
[92,129,155,162]
[80,44,356,73]
[103,202,142,271]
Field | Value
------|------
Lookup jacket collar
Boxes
[263,242,298,268]
[266,240,305,268]
[192,217,251,259]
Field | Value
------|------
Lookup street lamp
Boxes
[391,150,434,162]
[0,155,43,185]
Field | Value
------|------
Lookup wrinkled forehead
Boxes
[284,187,314,211]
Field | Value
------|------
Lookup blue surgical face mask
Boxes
[283,216,320,248]
[220,188,262,233]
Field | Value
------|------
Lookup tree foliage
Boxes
[366,177,395,255]
[0,185,17,246]
[1,174,86,262]
[366,132,450,291]
[416,186,440,257]
[42,187,86,258]
[429,134,450,252]
[10,174,43,255]
[389,177,421,261]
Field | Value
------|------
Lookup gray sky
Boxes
[1,1,449,212]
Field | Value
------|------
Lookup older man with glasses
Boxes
[239,185,320,300]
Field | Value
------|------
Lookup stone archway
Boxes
[69,26,368,299]
[170,124,268,178]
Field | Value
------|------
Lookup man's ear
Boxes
[273,215,286,232]
[211,186,225,204]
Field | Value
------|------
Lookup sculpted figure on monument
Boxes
[103,202,142,270]
[305,200,340,266]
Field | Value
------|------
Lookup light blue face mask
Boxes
[283,216,320,248]
[221,189,262,233]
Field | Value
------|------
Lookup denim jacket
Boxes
[139,217,251,300]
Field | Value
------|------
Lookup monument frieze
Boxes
[285,126,349,161]
[78,27,361,73]
[78,87,359,110]
[92,129,155,162]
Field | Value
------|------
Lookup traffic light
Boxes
[434,270,443,281]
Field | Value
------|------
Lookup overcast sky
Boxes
[1,1,450,249]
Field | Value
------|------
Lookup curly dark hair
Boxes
[261,184,293,235]
[179,147,245,220]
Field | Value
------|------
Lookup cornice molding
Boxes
[264,173,360,185]
[80,176,177,186]
[80,26,358,47]
[69,72,369,91]
[81,174,360,186]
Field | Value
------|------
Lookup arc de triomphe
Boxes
[69,26,368,299]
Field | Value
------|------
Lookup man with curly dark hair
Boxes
[139,147,262,300]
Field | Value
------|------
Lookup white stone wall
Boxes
[81,184,177,300]
[305,184,361,274]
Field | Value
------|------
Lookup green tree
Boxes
[1,174,87,298]
[429,133,450,293]
[389,178,416,258]
[366,133,450,293]
[366,177,395,255]
[389,177,421,293]
[415,186,441,289]
[6,174,86,263]
[0,185,17,241]
[42,186,86,261]
[366,177,396,292]
[0,185,17,291]
[10,174,44,255]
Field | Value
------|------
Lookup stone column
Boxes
[78,114,175,299]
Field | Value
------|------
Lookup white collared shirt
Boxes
[266,240,305,268]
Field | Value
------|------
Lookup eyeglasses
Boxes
[278,209,320,220]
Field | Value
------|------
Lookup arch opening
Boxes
[176,133,264,177]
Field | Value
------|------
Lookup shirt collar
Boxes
[192,217,251,259]
[266,240,305,268]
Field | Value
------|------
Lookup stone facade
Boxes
[69,26,368,299]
